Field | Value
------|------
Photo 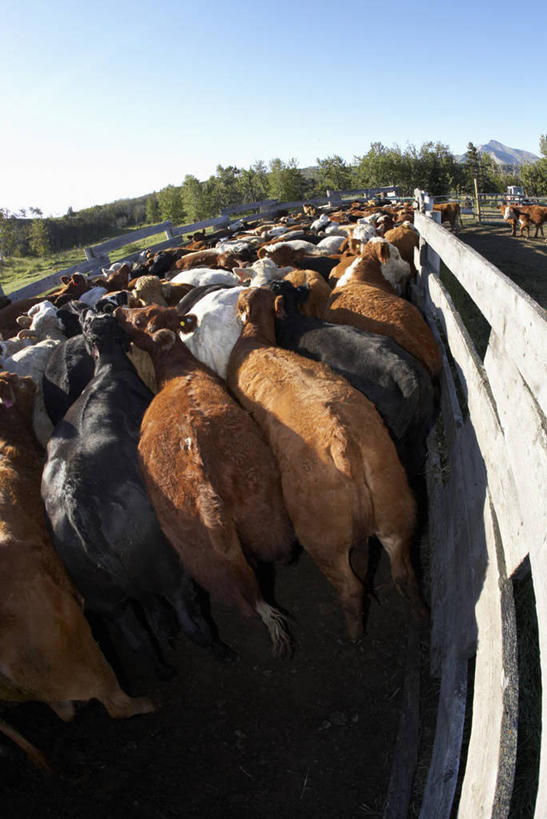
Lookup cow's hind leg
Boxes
[377,533,429,623]
[315,549,366,641]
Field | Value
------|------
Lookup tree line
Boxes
[1,138,546,259]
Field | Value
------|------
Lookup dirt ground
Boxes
[457,220,547,308]
[1,546,433,819]
[2,219,543,819]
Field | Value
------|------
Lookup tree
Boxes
[237,161,269,204]
[461,142,498,192]
[157,185,185,224]
[521,137,547,196]
[413,142,462,196]
[0,209,17,256]
[145,194,161,224]
[354,143,410,192]
[267,158,309,201]
[180,175,211,222]
[29,218,51,256]
[315,155,354,194]
[211,165,244,211]
[521,133,547,196]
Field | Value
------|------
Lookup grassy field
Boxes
[0,225,172,296]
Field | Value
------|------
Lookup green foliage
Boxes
[0,209,18,256]
[157,185,185,224]
[522,158,547,196]
[236,161,269,204]
[315,155,355,193]
[267,158,309,202]
[29,218,51,257]
[179,175,207,223]
[145,194,161,224]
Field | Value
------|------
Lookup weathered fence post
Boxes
[474,178,482,223]
[415,189,441,278]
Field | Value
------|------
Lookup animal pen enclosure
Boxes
[1,188,546,817]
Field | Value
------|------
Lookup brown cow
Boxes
[0,371,153,767]
[226,288,428,641]
[433,202,463,231]
[115,305,296,657]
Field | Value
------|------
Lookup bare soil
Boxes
[457,221,547,309]
[1,548,432,819]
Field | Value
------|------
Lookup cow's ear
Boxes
[378,240,390,263]
[178,314,197,334]
[151,328,176,351]
[274,295,286,319]
[233,267,250,282]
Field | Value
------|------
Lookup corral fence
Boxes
[406,190,546,818]
[1,186,400,302]
[2,186,546,817]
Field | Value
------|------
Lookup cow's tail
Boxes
[0,717,53,772]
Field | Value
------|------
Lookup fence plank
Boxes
[221,199,278,216]
[86,221,174,256]
[172,215,231,234]
[483,330,547,575]
[457,492,518,818]
[419,647,468,818]
[425,272,531,571]
[9,258,107,301]
[414,212,547,414]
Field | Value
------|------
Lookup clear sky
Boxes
[2,0,546,217]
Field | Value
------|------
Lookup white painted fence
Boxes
[1,187,545,817]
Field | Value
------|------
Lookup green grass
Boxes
[0,225,171,296]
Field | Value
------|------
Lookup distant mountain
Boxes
[456,140,539,167]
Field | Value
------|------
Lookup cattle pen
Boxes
[1,188,546,818]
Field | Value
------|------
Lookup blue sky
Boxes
[2,0,546,216]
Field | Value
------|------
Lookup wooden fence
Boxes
[409,191,546,818]
[2,186,545,816]
[2,186,399,302]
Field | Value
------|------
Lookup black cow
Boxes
[293,254,341,281]
[41,310,228,678]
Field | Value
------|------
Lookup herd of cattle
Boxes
[0,197,447,770]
